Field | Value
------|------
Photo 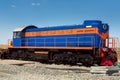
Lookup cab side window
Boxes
[13,32,21,38]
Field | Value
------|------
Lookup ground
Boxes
[0,60,120,80]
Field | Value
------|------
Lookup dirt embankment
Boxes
[0,44,7,49]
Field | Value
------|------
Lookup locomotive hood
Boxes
[83,20,109,33]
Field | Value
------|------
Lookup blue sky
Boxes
[0,0,120,44]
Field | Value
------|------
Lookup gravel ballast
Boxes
[0,62,120,80]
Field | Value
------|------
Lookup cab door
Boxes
[13,31,21,46]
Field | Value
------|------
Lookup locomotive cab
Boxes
[13,26,37,46]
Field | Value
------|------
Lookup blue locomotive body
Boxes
[8,20,117,66]
[13,20,109,48]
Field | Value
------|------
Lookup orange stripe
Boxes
[99,31,109,40]
[24,28,108,40]
[8,46,93,50]
[34,51,48,54]
[25,28,98,36]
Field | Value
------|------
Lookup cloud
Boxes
[31,2,40,6]
[31,3,36,6]
[11,5,16,8]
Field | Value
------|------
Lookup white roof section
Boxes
[13,25,37,32]
[13,26,26,32]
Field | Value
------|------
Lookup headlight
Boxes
[103,24,107,30]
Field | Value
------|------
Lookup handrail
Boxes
[108,37,119,49]
[20,36,95,48]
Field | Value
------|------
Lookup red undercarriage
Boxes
[100,48,117,66]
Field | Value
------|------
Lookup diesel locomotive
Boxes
[6,20,117,66]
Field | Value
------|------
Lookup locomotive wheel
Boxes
[10,52,18,59]
[26,52,36,61]
[53,54,62,64]
[83,56,94,66]
[19,52,27,60]
[68,56,76,65]
[53,54,59,63]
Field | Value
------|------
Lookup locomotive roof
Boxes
[26,24,84,32]
[25,20,108,32]
[13,25,37,32]
[14,26,26,32]
[13,20,109,33]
